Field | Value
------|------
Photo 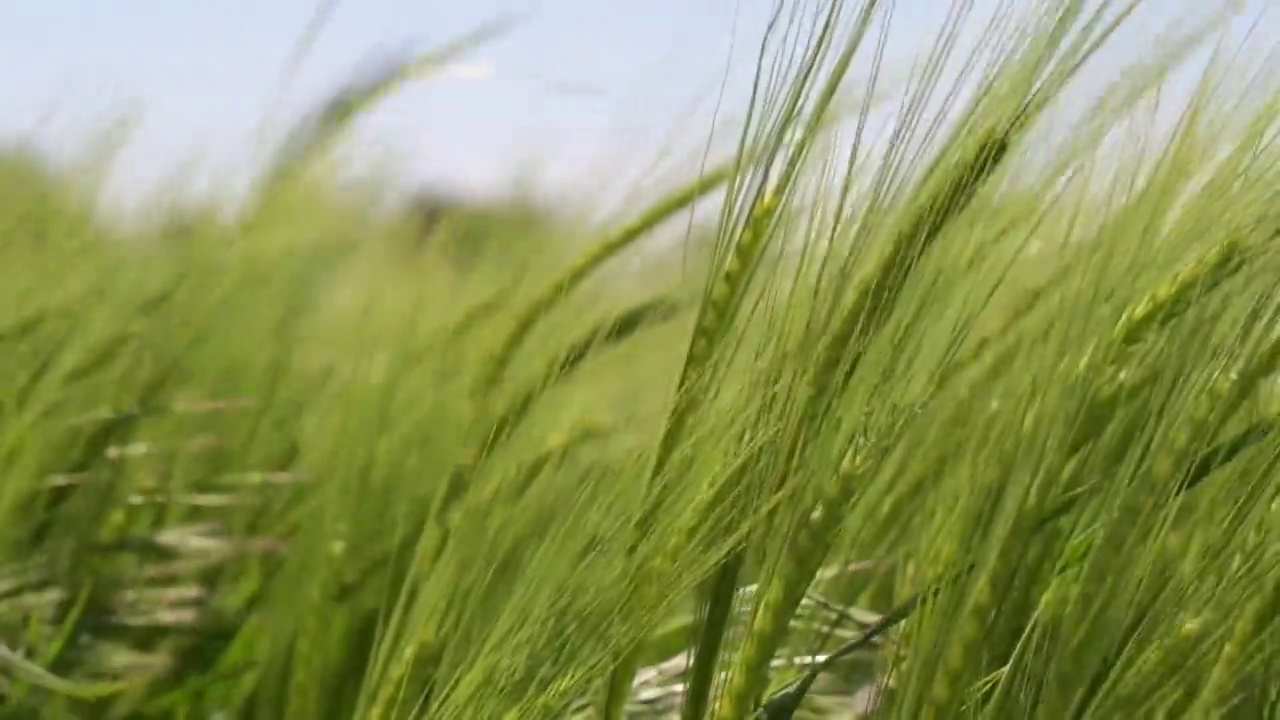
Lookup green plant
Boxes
[0,1,1278,719]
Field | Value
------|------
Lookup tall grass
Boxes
[1,1,1278,718]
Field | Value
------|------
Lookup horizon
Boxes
[2,0,1272,219]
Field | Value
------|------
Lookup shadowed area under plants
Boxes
[1,1,1278,719]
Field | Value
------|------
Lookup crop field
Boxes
[0,2,1277,719]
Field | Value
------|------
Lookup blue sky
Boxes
[0,0,1272,212]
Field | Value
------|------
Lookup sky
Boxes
[0,0,1273,214]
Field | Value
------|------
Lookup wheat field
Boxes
[0,2,1277,718]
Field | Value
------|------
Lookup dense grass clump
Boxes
[1,1,1278,718]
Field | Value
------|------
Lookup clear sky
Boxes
[0,0,1272,213]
